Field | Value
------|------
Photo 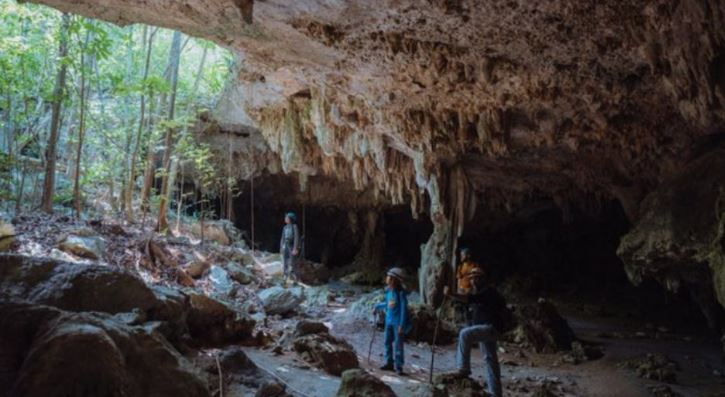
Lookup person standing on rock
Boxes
[374,267,412,375]
[280,211,300,286]
[444,268,508,397]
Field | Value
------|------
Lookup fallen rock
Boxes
[293,332,359,376]
[255,381,288,397]
[508,299,576,353]
[226,261,257,284]
[336,369,396,397]
[0,219,16,251]
[432,373,486,397]
[295,320,329,336]
[407,304,456,345]
[0,254,158,314]
[58,234,105,259]
[0,301,209,397]
[185,259,211,278]
[563,341,604,364]
[258,286,305,315]
[187,292,256,346]
[618,353,680,383]
[208,265,235,296]
[647,385,683,397]
[193,220,245,246]
[294,259,331,285]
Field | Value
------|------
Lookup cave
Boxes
[2,0,725,396]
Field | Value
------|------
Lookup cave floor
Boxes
[9,212,725,397]
[240,273,725,397]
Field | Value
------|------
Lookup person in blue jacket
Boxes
[374,267,411,375]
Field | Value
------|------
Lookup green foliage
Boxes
[0,0,233,213]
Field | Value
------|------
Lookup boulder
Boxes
[432,374,486,397]
[0,254,158,315]
[508,299,576,353]
[293,332,359,376]
[255,382,288,397]
[185,260,210,278]
[294,259,331,285]
[618,353,680,384]
[295,320,329,336]
[336,369,397,397]
[0,301,209,397]
[0,220,16,251]
[208,265,235,296]
[226,261,256,284]
[187,292,256,346]
[258,286,305,315]
[58,234,105,259]
[193,220,245,246]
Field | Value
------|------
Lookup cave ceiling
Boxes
[32,0,725,218]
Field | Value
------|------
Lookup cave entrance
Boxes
[223,174,432,277]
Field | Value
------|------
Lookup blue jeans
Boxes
[383,323,404,369]
[456,324,502,397]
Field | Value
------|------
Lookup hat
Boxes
[460,247,471,256]
[285,212,297,222]
[387,267,406,282]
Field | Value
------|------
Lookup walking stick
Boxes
[429,294,448,384]
[367,313,378,365]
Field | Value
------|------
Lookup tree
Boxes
[125,26,158,222]
[156,30,182,233]
[41,13,70,213]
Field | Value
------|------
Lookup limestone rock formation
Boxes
[618,143,725,327]
[336,369,397,397]
[0,301,209,397]
[509,299,577,353]
[0,254,256,347]
[258,286,305,315]
[292,325,359,376]
[58,234,105,259]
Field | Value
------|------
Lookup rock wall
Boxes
[618,140,725,327]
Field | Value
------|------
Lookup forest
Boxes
[0,0,233,230]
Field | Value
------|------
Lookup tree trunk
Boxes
[41,13,71,214]
[126,26,158,222]
[156,30,183,233]
[73,26,91,218]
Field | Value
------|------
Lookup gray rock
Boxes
[0,254,157,315]
[336,369,396,397]
[226,262,256,284]
[0,301,209,397]
[185,260,210,278]
[209,265,235,296]
[258,286,305,315]
[187,292,256,345]
[293,332,359,376]
[58,235,105,259]
[295,320,329,336]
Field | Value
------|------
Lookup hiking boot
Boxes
[395,368,406,376]
[379,362,394,371]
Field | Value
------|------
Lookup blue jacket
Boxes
[375,288,412,333]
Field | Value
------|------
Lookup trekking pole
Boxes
[429,294,448,384]
[367,313,378,365]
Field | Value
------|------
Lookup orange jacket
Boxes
[457,260,485,292]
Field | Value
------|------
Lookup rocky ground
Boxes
[1,212,724,397]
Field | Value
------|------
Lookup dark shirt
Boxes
[465,287,507,330]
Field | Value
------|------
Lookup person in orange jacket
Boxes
[456,247,486,294]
